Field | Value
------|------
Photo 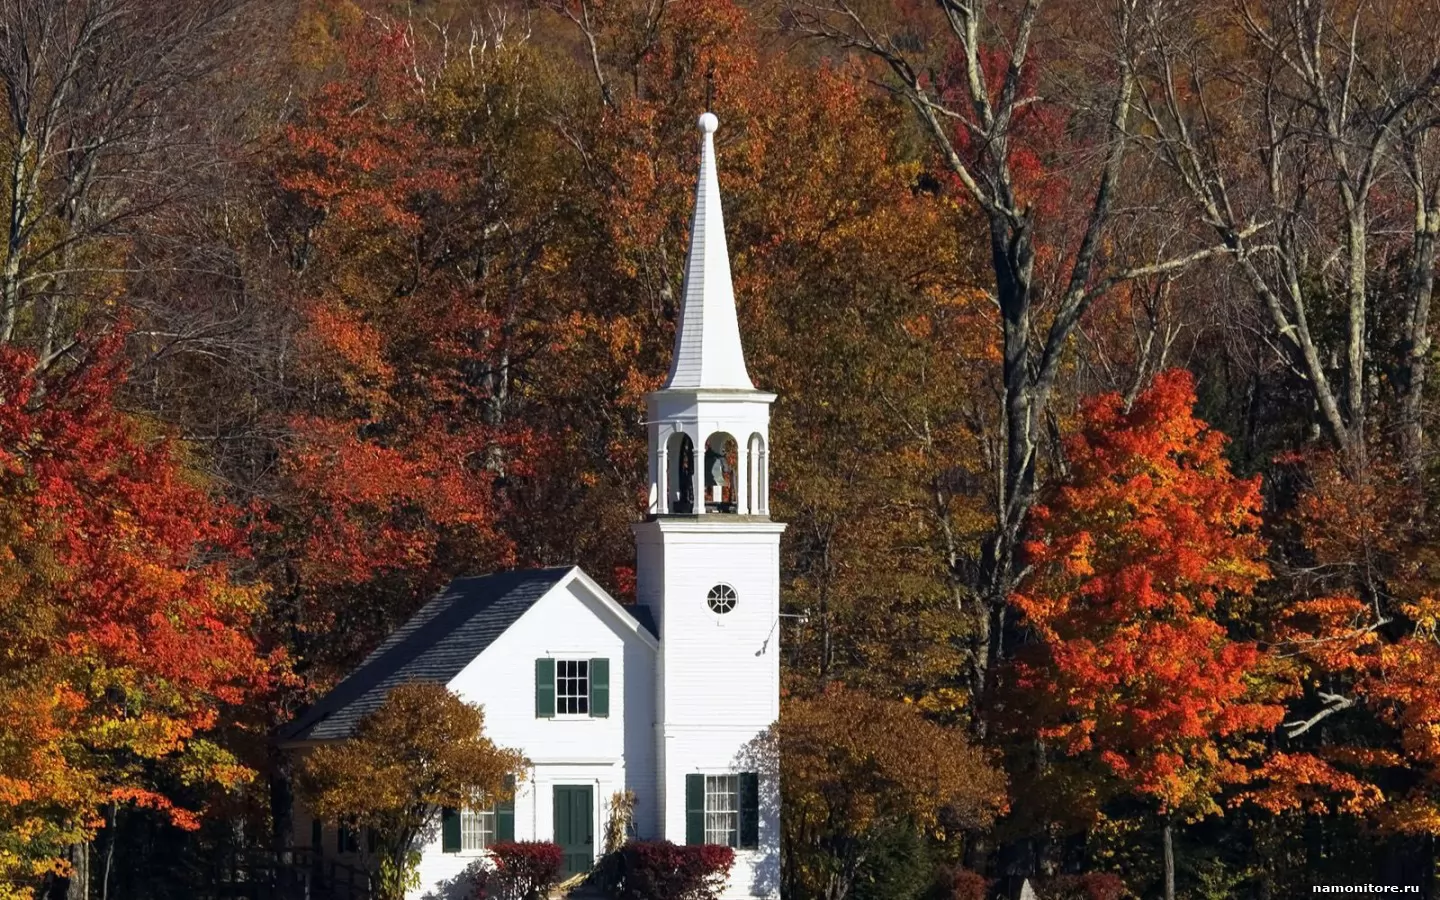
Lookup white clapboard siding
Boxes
[409,572,658,898]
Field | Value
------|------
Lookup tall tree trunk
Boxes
[99,803,116,900]
[68,840,88,900]
[786,0,1217,742]
[1163,818,1176,900]
[272,749,296,862]
[1401,184,1438,481]
[818,573,832,688]
[0,139,30,344]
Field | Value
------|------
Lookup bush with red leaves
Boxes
[1035,873,1132,900]
[594,840,736,900]
[474,841,565,900]
[930,865,991,900]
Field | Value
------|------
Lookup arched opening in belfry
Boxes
[703,432,739,514]
[747,432,766,515]
[666,432,696,514]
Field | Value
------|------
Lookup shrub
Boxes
[1035,874,1132,900]
[475,842,565,900]
[595,840,736,900]
[851,823,933,900]
[928,866,990,900]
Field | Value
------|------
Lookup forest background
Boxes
[3,0,1440,897]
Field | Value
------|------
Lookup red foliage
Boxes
[613,566,637,602]
[475,841,564,900]
[1036,873,1133,900]
[598,840,736,900]
[1005,370,1283,815]
[939,46,1069,225]
[266,19,523,684]
[934,866,991,900]
[1234,450,1439,826]
[0,337,275,865]
[276,24,457,232]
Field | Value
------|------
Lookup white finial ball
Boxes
[698,112,719,134]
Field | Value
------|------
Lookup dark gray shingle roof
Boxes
[280,567,577,742]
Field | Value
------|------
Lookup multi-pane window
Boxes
[536,658,608,719]
[704,775,740,847]
[556,659,590,715]
[460,808,496,851]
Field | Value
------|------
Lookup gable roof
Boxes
[279,566,655,743]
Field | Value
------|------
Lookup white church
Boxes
[280,113,783,900]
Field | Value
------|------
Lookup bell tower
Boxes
[632,113,783,897]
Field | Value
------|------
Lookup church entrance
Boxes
[552,785,594,877]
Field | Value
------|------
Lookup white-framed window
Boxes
[461,808,496,851]
[556,659,590,715]
[704,775,740,847]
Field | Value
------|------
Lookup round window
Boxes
[706,584,738,614]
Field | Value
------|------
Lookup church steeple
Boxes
[663,112,755,391]
[632,110,783,894]
[642,112,775,519]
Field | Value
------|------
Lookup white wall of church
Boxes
[411,764,637,900]
[406,574,658,900]
[645,526,781,727]
[653,727,781,900]
[635,519,784,900]
[448,575,655,788]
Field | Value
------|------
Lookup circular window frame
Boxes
[706,583,738,614]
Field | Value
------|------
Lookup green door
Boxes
[553,785,594,876]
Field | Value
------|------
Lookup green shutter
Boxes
[441,807,461,853]
[311,818,321,849]
[589,658,610,718]
[367,827,377,853]
[739,773,759,849]
[685,774,705,845]
[497,774,516,842]
[337,824,351,853]
[536,658,555,718]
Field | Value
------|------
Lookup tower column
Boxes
[658,443,670,514]
[759,448,769,515]
[693,440,705,516]
[747,436,761,514]
[735,441,749,515]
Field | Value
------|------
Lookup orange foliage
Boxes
[1264,585,1440,829]
[1006,370,1282,816]
[1247,448,1440,832]
[780,685,1007,898]
[0,339,275,885]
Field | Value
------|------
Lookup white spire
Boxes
[662,112,756,391]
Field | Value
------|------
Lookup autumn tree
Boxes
[0,0,256,364]
[1003,370,1283,899]
[0,338,274,897]
[779,685,1008,900]
[1118,4,1440,876]
[784,0,1251,712]
[296,682,527,900]
[1228,451,1440,879]
[265,17,555,685]
[1131,0,1440,478]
